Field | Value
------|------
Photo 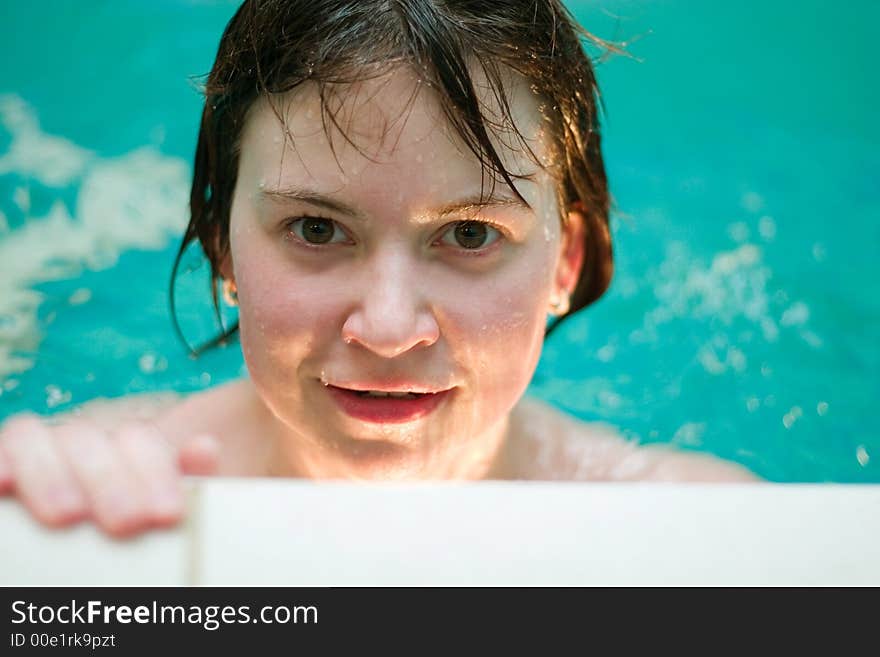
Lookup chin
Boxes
[326,436,433,480]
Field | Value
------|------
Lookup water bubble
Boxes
[856,445,870,467]
[199,372,212,386]
[746,396,760,412]
[812,243,827,262]
[799,330,823,349]
[741,191,764,213]
[782,406,803,429]
[597,390,622,410]
[780,301,809,327]
[45,385,71,409]
[758,215,776,240]
[596,344,615,362]
[13,186,30,213]
[754,317,775,344]
[68,288,92,306]
[816,401,829,416]
[727,222,749,243]
[672,422,706,447]
[728,346,747,372]
[138,352,168,374]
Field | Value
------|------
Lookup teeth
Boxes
[359,390,419,398]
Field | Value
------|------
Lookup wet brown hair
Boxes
[171,0,614,354]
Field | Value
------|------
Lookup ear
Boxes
[554,204,586,301]
[212,226,235,284]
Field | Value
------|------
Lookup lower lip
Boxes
[325,385,452,424]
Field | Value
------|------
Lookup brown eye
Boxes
[288,217,346,245]
[453,221,488,249]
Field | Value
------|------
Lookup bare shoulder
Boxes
[508,396,760,482]
[41,389,184,430]
[41,378,258,446]
[151,378,261,444]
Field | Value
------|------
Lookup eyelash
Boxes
[282,215,506,256]
[283,215,352,248]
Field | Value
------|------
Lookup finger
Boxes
[178,434,220,476]
[0,439,15,495]
[55,420,153,538]
[0,440,15,494]
[115,424,184,526]
[0,415,89,526]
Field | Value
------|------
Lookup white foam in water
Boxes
[640,237,820,374]
[0,95,94,186]
[647,243,772,330]
[0,95,190,379]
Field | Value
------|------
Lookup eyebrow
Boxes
[259,187,367,220]
[258,186,531,221]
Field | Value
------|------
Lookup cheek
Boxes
[231,238,348,378]
[438,248,554,403]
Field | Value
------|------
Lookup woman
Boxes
[0,0,757,538]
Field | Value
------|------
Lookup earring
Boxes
[549,292,570,316]
[222,279,239,307]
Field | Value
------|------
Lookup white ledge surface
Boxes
[2,481,878,586]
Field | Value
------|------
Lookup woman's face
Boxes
[226,68,583,477]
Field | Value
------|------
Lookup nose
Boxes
[341,252,440,358]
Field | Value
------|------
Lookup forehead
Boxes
[236,66,549,193]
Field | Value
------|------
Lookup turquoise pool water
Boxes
[1,1,877,481]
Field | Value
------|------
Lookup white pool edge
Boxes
[2,481,877,586]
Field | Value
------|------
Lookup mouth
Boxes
[322,383,454,424]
